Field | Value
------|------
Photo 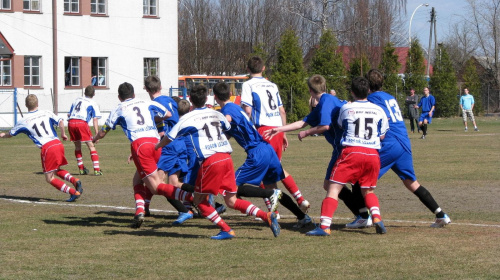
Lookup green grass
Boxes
[1,117,499,279]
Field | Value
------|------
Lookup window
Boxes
[23,0,40,11]
[1,0,11,10]
[0,55,12,86]
[144,58,159,79]
[24,56,41,87]
[91,0,106,15]
[91,57,107,87]
[143,0,158,17]
[64,0,79,14]
[64,57,80,87]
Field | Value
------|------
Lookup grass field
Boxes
[1,117,499,279]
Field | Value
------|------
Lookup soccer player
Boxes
[67,85,102,175]
[156,85,280,240]
[212,82,305,227]
[93,82,195,228]
[264,75,350,227]
[415,87,435,139]
[344,69,451,228]
[144,75,193,225]
[241,56,311,214]
[460,88,478,132]
[0,94,83,202]
[306,76,389,236]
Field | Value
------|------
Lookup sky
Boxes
[404,0,470,51]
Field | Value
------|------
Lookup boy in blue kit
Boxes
[415,87,435,139]
[344,69,451,228]
[144,75,193,225]
[213,82,308,227]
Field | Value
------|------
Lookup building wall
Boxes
[0,0,178,127]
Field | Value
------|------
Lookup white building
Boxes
[0,0,178,127]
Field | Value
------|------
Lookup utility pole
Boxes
[426,7,435,77]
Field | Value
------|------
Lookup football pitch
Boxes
[1,117,499,279]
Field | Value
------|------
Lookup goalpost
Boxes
[0,88,21,128]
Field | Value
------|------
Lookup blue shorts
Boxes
[235,142,285,186]
[379,142,417,181]
[419,112,433,124]
[325,149,342,180]
[157,139,188,175]
[183,157,200,185]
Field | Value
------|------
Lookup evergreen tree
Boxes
[308,29,348,100]
[405,39,428,93]
[462,58,483,115]
[271,29,309,122]
[349,55,371,78]
[429,45,459,117]
[380,42,405,113]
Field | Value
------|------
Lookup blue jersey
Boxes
[220,102,263,151]
[303,93,346,146]
[153,95,179,134]
[418,94,436,112]
[368,90,417,181]
[460,94,474,110]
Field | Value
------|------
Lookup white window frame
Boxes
[143,0,158,17]
[0,55,12,86]
[64,0,79,13]
[91,0,106,15]
[1,0,11,10]
[24,56,41,87]
[91,57,107,87]
[23,0,40,11]
[65,57,80,87]
[144,58,159,79]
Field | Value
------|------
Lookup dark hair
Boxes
[365,69,384,92]
[172,96,181,103]
[189,85,208,108]
[177,99,191,116]
[351,77,370,99]
[118,82,135,100]
[213,82,230,102]
[84,85,95,97]
[144,75,161,94]
[247,56,264,74]
[307,75,326,94]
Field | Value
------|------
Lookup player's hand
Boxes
[263,128,278,140]
[127,154,133,164]
[0,132,5,138]
[93,137,99,144]
[61,134,68,141]
[282,133,289,151]
[298,130,308,142]
[429,111,433,117]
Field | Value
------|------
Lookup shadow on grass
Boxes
[0,194,60,202]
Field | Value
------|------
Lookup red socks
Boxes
[50,178,77,195]
[56,170,78,186]
[90,151,100,171]
[282,175,304,205]
[320,197,338,229]
[75,150,84,170]
[197,200,231,232]
[234,198,268,221]
[364,193,382,222]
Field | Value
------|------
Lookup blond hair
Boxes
[25,94,38,111]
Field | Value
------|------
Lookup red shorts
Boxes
[329,146,380,188]
[195,153,237,195]
[131,137,161,179]
[258,126,284,160]
[41,139,68,173]
[68,119,93,142]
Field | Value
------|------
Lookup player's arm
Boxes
[264,120,305,139]
[92,118,99,135]
[93,125,110,143]
[58,120,68,141]
[298,125,329,141]
[242,104,252,118]
[279,106,289,149]
[156,135,172,150]
[0,132,13,138]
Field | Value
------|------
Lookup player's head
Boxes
[177,99,191,116]
[144,75,161,94]
[366,69,384,92]
[25,94,38,111]
[84,85,95,98]
[423,87,430,96]
[213,82,230,102]
[351,76,370,100]
[189,85,208,108]
[247,56,265,74]
[172,96,181,103]
[307,74,326,94]
[118,82,135,101]
[464,88,469,94]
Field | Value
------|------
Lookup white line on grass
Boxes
[2,197,500,228]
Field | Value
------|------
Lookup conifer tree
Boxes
[462,58,483,114]
[429,45,459,117]
[271,29,309,122]
[380,42,405,112]
[405,39,428,93]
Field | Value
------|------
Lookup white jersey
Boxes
[337,101,389,149]
[103,98,166,142]
[10,110,63,148]
[167,107,232,161]
[240,77,283,127]
[68,96,102,123]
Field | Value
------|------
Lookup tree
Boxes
[349,55,371,77]
[271,29,309,122]
[429,45,459,117]
[462,58,483,114]
[379,42,405,112]
[308,29,348,100]
[405,39,428,93]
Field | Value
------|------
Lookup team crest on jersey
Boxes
[347,110,356,115]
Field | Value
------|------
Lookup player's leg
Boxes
[462,109,468,130]
[306,181,343,236]
[404,179,451,227]
[45,170,80,198]
[281,169,309,211]
[132,171,148,228]
[194,193,234,239]
[360,188,386,234]
[85,141,101,175]
[73,141,88,175]
[165,172,193,225]
[470,111,478,131]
